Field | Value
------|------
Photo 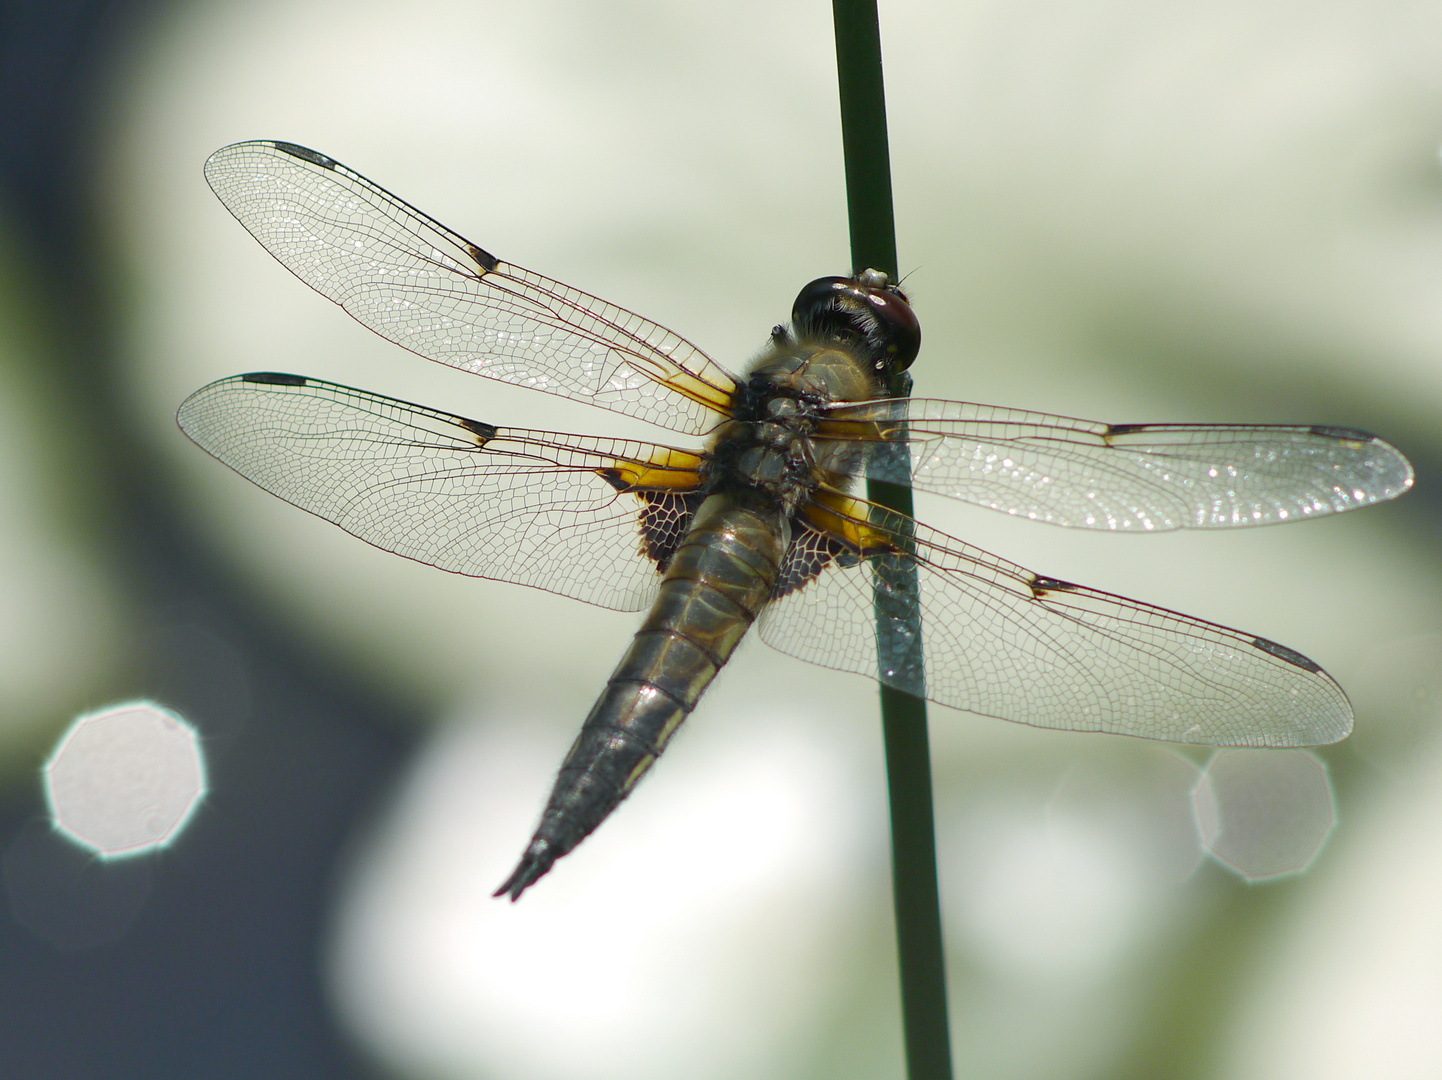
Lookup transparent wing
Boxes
[204,141,742,435]
[175,373,712,611]
[760,496,1351,745]
[819,398,1413,530]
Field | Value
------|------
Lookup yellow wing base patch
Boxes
[596,447,708,494]
[803,488,900,557]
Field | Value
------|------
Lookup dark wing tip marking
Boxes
[457,416,497,443]
[466,243,499,273]
[1109,421,1382,444]
[241,371,308,386]
[269,142,336,168]
[1308,424,1375,442]
[1251,635,1323,673]
[1030,574,1079,596]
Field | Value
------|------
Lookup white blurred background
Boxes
[2,0,1441,1077]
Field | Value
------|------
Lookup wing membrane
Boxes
[760,494,1351,745]
[176,373,708,610]
[820,398,1413,530]
[204,141,742,434]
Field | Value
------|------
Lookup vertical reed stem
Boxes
[831,4,954,1078]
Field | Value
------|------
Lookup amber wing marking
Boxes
[176,374,707,612]
[758,503,1352,745]
[596,447,708,571]
[770,488,899,600]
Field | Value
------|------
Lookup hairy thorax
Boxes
[704,339,883,517]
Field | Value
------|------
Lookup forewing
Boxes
[176,373,709,611]
[204,141,742,434]
[760,494,1351,745]
[819,398,1413,530]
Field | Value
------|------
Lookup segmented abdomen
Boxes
[494,489,788,899]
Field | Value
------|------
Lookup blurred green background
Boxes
[2,1,1440,1077]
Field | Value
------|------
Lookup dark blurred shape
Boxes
[0,0,109,243]
[3,819,154,949]
[0,1,416,1077]
[149,611,254,743]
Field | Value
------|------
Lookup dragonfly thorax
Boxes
[705,340,881,514]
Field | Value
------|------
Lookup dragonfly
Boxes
[180,141,1414,899]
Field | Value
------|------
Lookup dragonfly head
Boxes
[791,270,921,378]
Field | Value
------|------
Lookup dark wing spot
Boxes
[1030,574,1079,597]
[597,465,706,570]
[241,371,308,386]
[457,417,496,443]
[466,243,499,273]
[1105,423,1148,437]
[637,491,704,571]
[772,527,859,600]
[1250,635,1322,673]
[1308,424,1373,442]
[270,142,335,168]
[597,467,628,493]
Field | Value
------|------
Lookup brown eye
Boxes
[868,285,921,372]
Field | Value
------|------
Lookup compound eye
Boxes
[790,273,921,374]
[869,286,921,372]
[790,276,852,327]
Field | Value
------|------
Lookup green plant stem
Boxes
[831,3,954,1079]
